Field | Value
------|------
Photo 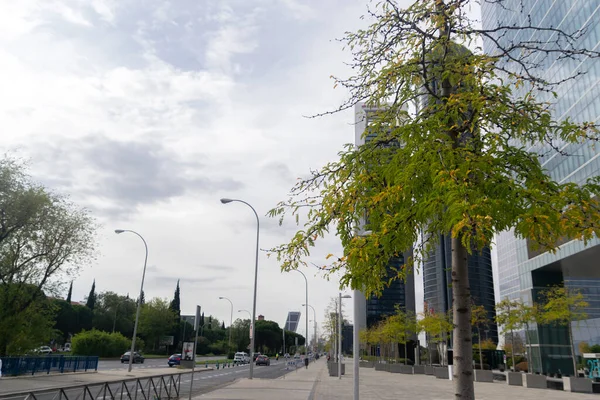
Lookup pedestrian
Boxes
[304,356,309,369]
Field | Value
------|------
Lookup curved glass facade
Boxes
[482,0,600,375]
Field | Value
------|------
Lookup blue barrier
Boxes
[0,355,99,376]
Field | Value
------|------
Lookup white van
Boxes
[233,352,250,364]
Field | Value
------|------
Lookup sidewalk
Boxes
[195,360,323,400]
[0,367,210,395]
[196,359,599,400]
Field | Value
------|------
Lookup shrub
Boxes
[72,329,138,357]
[515,361,528,372]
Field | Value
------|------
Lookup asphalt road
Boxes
[97,355,225,370]
[0,360,300,400]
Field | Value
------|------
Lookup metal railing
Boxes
[0,373,181,400]
[0,356,98,376]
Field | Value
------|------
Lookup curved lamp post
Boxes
[303,303,317,354]
[219,296,234,350]
[114,229,148,373]
[294,270,309,359]
[220,198,260,380]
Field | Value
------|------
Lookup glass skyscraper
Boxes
[482,0,600,375]
[353,103,417,359]
[423,234,498,344]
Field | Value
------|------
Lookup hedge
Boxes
[72,329,143,357]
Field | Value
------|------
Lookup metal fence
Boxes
[0,373,182,400]
[0,355,99,376]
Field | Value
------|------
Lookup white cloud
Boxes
[0,0,434,333]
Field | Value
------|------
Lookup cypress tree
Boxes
[85,280,96,310]
[66,281,73,303]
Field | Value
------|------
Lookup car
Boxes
[34,346,53,355]
[284,353,290,358]
[234,352,250,365]
[120,351,145,364]
[168,354,181,367]
[255,355,270,366]
[253,352,262,361]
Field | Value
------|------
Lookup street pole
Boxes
[219,297,234,351]
[338,293,342,379]
[303,304,317,354]
[220,198,260,380]
[353,290,360,400]
[295,270,309,359]
[188,306,201,400]
[114,229,148,373]
[339,294,351,379]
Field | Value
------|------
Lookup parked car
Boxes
[234,352,250,365]
[120,351,145,364]
[34,346,53,355]
[255,355,270,366]
[168,354,181,367]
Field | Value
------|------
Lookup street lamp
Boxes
[219,296,234,350]
[114,229,148,373]
[294,270,309,360]
[339,293,351,379]
[303,303,317,354]
[238,309,252,319]
[220,198,260,380]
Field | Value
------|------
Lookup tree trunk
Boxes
[477,327,483,370]
[568,322,577,376]
[510,329,515,372]
[404,341,408,365]
[451,237,474,400]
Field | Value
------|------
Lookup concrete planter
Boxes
[474,370,493,383]
[507,372,523,386]
[399,365,414,374]
[523,373,546,389]
[388,364,403,373]
[360,361,375,368]
[424,365,435,375]
[434,366,449,379]
[413,365,426,374]
[374,363,386,372]
[328,363,345,376]
[563,377,592,393]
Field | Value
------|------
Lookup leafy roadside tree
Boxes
[471,304,489,370]
[138,298,176,351]
[495,299,522,371]
[268,1,600,397]
[539,286,588,376]
[0,158,96,356]
[0,284,56,355]
[419,311,452,366]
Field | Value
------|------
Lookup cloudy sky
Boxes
[0,0,488,338]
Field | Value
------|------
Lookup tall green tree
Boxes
[539,286,588,376]
[138,298,176,351]
[169,280,181,349]
[495,299,522,371]
[471,304,489,370]
[0,158,96,356]
[268,1,600,398]
[86,280,96,310]
[66,281,73,304]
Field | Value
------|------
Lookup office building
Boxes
[423,235,498,344]
[284,311,301,332]
[354,103,417,360]
[482,0,600,374]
